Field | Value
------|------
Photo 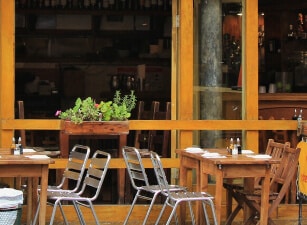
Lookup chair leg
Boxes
[89,202,100,225]
[155,200,168,225]
[123,190,141,225]
[58,201,69,225]
[208,198,218,225]
[73,201,86,225]
[142,192,159,225]
[32,199,40,225]
[224,204,243,225]
[188,201,196,225]
[166,203,180,225]
[49,199,61,225]
[299,197,302,225]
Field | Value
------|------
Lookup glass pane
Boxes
[193,0,243,148]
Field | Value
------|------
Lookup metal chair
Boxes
[33,150,111,225]
[122,146,185,225]
[150,151,218,225]
[39,144,90,193]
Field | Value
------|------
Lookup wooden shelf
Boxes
[16,8,171,16]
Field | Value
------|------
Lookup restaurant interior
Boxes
[0,0,307,224]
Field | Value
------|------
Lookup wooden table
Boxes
[0,153,54,225]
[176,149,280,225]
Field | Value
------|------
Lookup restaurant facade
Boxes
[0,0,304,223]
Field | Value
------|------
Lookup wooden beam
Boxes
[49,158,180,169]
[1,119,298,131]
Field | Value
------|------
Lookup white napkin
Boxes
[246,154,272,159]
[26,155,50,159]
[201,152,226,158]
[241,150,254,154]
[185,147,205,153]
[23,148,36,153]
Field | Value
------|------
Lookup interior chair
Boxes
[227,145,300,225]
[150,151,217,225]
[33,150,111,225]
[149,101,171,157]
[122,146,185,225]
[17,100,61,157]
[223,139,290,224]
[134,101,160,149]
[296,140,307,225]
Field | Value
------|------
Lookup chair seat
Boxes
[237,189,279,201]
[169,191,214,200]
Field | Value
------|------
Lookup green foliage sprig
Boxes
[56,90,137,124]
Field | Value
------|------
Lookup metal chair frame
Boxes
[33,150,111,225]
[122,146,184,225]
[39,144,91,193]
[150,151,218,225]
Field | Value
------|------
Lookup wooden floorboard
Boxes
[21,204,307,224]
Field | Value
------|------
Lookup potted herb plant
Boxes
[56,90,137,135]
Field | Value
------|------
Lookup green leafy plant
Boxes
[56,90,137,124]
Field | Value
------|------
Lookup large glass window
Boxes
[193,0,243,148]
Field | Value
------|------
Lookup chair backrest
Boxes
[150,151,171,196]
[254,139,290,187]
[134,101,160,149]
[149,102,171,157]
[265,139,290,175]
[57,144,91,192]
[297,141,307,196]
[122,146,150,190]
[77,150,111,201]
[268,145,301,215]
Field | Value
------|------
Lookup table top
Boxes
[0,148,55,164]
[176,148,280,165]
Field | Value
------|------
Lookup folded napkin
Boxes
[185,147,205,153]
[241,150,254,154]
[201,152,226,158]
[246,154,271,159]
[26,155,50,159]
[23,148,36,153]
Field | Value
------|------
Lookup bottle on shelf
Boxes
[287,24,295,40]
[297,13,304,38]
[293,108,298,120]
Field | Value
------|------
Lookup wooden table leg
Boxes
[259,168,270,225]
[39,165,49,225]
[118,134,127,204]
[214,170,223,225]
[27,178,33,225]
